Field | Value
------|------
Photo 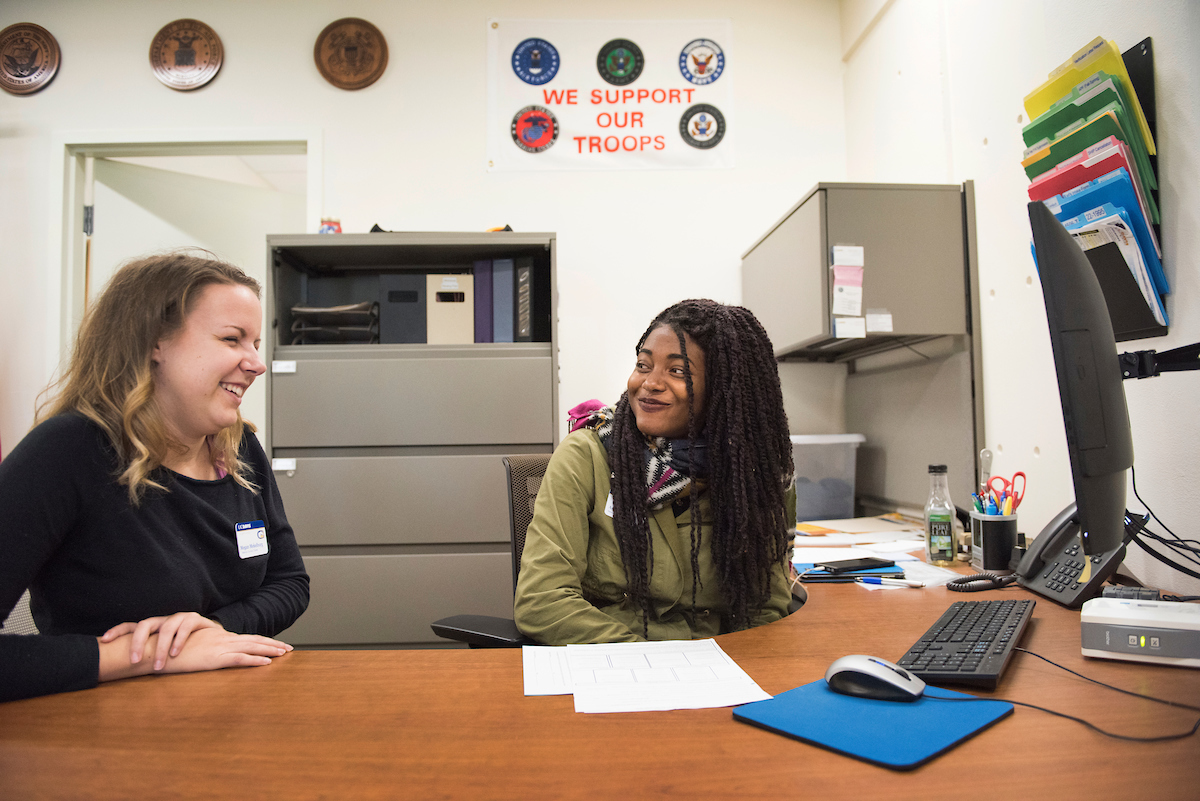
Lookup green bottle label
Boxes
[928,515,953,558]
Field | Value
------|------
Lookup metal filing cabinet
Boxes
[265,233,558,647]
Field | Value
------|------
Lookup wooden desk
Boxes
[2,582,1198,800]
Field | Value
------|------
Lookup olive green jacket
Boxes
[514,430,794,644]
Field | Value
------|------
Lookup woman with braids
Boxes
[514,299,796,643]
[0,253,308,703]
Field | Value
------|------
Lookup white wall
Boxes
[8,0,1192,595]
[842,0,1200,594]
[0,0,846,451]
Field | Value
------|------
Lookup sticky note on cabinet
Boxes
[834,316,867,339]
[832,245,865,267]
[866,309,894,332]
[831,264,863,317]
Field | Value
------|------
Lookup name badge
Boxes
[604,493,614,517]
[235,521,269,559]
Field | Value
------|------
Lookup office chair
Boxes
[1,590,40,636]
[429,454,549,647]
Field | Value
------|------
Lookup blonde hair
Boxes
[38,251,263,504]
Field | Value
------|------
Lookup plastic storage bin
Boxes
[790,434,866,522]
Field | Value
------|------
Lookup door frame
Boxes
[46,127,323,372]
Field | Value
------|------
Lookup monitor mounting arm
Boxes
[1119,342,1200,380]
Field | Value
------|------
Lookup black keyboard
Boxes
[896,599,1035,688]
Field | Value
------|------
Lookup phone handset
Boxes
[1015,502,1127,608]
[1015,503,1080,578]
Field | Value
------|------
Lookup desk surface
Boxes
[2,582,1198,800]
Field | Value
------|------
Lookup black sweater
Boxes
[0,414,309,702]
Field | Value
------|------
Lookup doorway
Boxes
[51,130,323,444]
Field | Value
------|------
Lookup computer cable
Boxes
[1126,466,1200,578]
[925,646,1200,742]
[1126,513,1200,581]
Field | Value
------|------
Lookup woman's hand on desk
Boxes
[97,627,293,683]
[101,612,225,671]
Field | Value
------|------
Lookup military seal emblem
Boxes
[149,19,223,91]
[512,38,560,85]
[511,105,559,153]
[597,39,644,86]
[0,23,60,96]
[314,18,389,90]
[679,104,726,149]
[679,39,724,85]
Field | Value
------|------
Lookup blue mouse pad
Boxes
[732,680,1013,770]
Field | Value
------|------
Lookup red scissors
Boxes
[987,472,1026,510]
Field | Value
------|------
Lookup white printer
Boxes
[1081,597,1200,668]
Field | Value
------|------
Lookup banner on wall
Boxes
[487,18,733,172]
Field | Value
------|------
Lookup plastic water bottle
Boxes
[925,464,955,566]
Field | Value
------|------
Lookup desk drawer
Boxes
[271,350,552,447]
[279,552,513,646]
[275,453,520,546]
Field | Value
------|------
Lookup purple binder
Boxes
[473,260,493,342]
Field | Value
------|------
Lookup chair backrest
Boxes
[502,454,552,594]
[1,590,40,636]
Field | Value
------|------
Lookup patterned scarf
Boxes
[567,399,707,509]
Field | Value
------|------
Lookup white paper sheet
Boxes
[568,639,770,713]
[799,516,919,534]
[793,529,922,547]
[522,645,574,696]
[861,539,928,555]
[897,561,961,587]
[522,640,770,713]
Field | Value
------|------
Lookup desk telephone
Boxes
[1015,503,1127,608]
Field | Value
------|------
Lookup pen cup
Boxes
[969,511,1017,573]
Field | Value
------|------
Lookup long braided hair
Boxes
[608,299,793,634]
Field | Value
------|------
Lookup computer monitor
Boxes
[1028,201,1133,555]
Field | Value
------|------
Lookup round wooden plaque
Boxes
[314,18,388,90]
[0,22,61,95]
[149,19,223,91]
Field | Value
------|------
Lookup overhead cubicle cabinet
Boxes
[743,183,972,361]
[264,232,558,647]
[742,183,983,513]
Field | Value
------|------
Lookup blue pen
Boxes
[986,496,999,515]
[856,577,925,588]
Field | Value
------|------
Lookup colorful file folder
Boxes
[1023,37,1155,155]
[1044,167,1167,295]
[1022,104,1133,182]
[1061,203,1166,326]
[1028,136,1158,225]
[1023,71,1156,194]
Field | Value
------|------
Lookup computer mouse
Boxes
[824,654,926,702]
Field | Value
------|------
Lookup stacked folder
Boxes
[291,301,380,345]
[1022,36,1167,335]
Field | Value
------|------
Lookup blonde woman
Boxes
[0,253,308,702]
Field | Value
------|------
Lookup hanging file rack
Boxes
[1027,37,1167,343]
